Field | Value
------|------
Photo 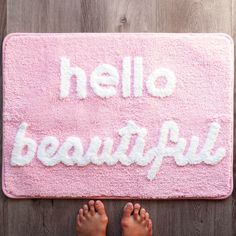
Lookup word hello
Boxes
[60,57,176,99]
[11,120,226,180]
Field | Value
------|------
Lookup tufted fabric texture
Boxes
[2,33,234,199]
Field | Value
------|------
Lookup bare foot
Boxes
[76,200,108,236]
[121,202,153,236]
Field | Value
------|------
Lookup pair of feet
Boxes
[76,200,153,236]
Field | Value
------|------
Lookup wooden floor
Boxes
[0,0,236,235]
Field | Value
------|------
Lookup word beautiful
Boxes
[60,57,176,99]
[11,120,226,180]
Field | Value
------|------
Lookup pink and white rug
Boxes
[2,33,234,199]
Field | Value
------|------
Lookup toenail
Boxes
[126,202,132,208]
[95,200,101,205]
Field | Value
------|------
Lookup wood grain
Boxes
[0,0,235,235]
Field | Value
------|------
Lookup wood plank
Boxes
[5,1,83,235]
[2,0,234,235]
[5,1,157,235]
[7,0,83,33]
[80,0,156,32]
[156,0,232,33]
[155,1,233,235]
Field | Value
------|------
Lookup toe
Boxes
[76,219,82,233]
[145,212,150,227]
[145,212,150,221]
[76,212,80,224]
[79,208,86,222]
[95,200,106,215]
[83,204,89,218]
[88,200,95,216]
[148,219,153,234]
[122,202,134,218]
[140,208,146,221]
[133,203,141,220]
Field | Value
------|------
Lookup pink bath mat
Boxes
[2,33,234,199]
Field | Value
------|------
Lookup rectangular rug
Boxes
[2,33,234,199]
